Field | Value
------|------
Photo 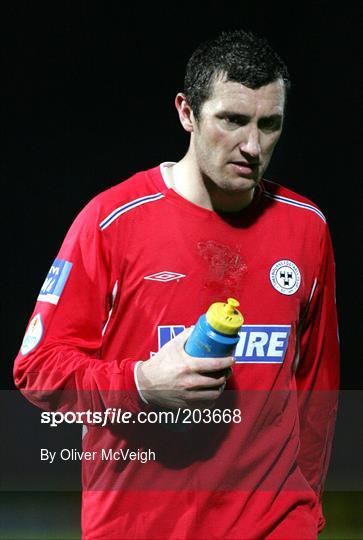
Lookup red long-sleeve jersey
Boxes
[14,163,339,539]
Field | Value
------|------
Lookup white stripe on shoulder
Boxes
[263,190,326,223]
[99,192,165,230]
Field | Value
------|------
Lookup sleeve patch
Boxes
[21,313,43,355]
[37,258,73,305]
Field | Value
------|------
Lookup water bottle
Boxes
[185,297,244,357]
[166,298,243,432]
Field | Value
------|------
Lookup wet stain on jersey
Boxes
[197,240,247,295]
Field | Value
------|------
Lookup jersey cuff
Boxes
[134,361,149,405]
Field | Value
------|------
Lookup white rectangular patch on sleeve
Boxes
[37,258,73,305]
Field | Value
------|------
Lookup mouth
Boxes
[229,161,259,175]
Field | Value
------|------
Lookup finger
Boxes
[185,389,223,402]
[187,374,226,389]
[205,368,232,380]
[171,327,193,345]
[189,356,235,373]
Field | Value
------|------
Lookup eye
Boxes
[258,116,282,132]
[220,115,249,128]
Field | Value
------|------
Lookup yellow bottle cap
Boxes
[206,298,244,335]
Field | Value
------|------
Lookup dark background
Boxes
[2,2,362,389]
[1,2,362,538]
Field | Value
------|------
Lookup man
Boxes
[14,30,339,539]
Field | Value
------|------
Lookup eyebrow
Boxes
[220,111,283,120]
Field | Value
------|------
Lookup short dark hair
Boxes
[184,29,291,119]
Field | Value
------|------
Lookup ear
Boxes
[175,93,195,133]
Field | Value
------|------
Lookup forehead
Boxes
[202,78,286,117]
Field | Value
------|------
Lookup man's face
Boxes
[191,77,285,193]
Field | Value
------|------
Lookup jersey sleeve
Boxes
[13,197,147,415]
[295,221,340,533]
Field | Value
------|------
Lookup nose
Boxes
[239,126,261,158]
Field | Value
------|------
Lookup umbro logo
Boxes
[144,271,186,282]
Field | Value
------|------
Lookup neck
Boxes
[166,150,256,213]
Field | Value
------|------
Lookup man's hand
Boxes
[136,328,235,409]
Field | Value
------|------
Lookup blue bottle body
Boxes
[185,314,240,357]
[167,308,241,432]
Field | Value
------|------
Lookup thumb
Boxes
[174,326,193,344]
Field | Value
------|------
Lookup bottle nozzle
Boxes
[206,297,244,335]
[225,298,240,315]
